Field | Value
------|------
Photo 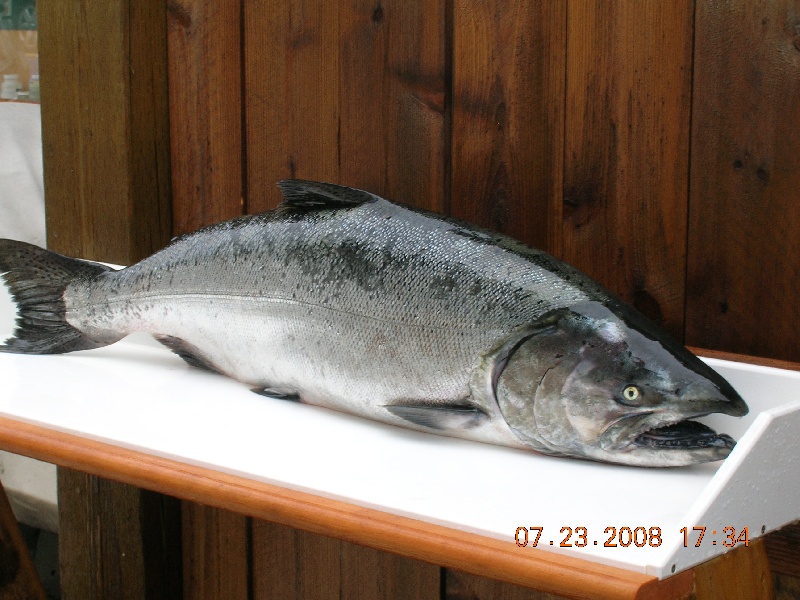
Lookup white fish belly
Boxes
[74,293,481,423]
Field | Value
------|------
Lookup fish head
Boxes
[494,302,748,467]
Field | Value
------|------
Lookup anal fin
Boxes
[384,401,488,430]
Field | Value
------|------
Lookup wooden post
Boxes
[37,1,179,598]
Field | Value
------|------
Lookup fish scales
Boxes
[0,180,748,466]
[66,198,588,427]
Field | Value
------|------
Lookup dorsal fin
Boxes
[277,180,378,211]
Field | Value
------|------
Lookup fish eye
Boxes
[621,385,641,403]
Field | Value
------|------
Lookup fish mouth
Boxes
[603,411,737,454]
[633,419,735,450]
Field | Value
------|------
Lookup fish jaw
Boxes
[596,409,738,467]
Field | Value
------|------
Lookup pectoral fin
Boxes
[252,387,302,402]
[384,401,489,430]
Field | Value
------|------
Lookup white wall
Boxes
[0,100,57,533]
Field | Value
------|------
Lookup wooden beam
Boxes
[38,1,177,598]
[39,0,172,264]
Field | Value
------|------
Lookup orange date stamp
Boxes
[514,526,663,548]
[514,526,751,549]
[680,526,749,548]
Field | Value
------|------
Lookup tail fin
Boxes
[0,239,116,354]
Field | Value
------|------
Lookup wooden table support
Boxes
[691,538,775,600]
[0,481,46,600]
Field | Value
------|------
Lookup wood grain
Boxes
[692,539,775,599]
[57,469,182,600]
[252,520,440,599]
[686,0,800,362]
[563,0,694,339]
[0,482,46,600]
[339,538,441,599]
[450,0,566,249]
[129,0,174,255]
[168,0,244,234]
[38,3,178,599]
[39,0,172,264]
[446,568,571,600]
[244,0,447,213]
[252,521,342,600]
[337,0,448,210]
[0,417,694,600]
[39,0,124,261]
[181,502,249,599]
[765,522,800,579]
[244,0,341,211]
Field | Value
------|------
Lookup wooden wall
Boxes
[164,0,800,598]
[40,0,800,598]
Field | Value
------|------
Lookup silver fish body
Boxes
[0,180,748,466]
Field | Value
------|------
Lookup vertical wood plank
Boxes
[39,2,178,599]
[181,502,249,600]
[251,521,341,600]
[140,490,184,600]
[167,5,251,594]
[40,0,172,264]
[244,0,340,211]
[340,541,441,599]
[57,469,181,600]
[451,0,566,249]
[39,0,128,261]
[252,521,440,600]
[168,0,244,234]
[686,0,800,362]
[382,0,448,211]
[692,539,775,599]
[245,0,447,213]
[338,0,448,210]
[0,482,46,599]
[765,523,800,580]
[336,0,389,194]
[563,0,694,338]
[129,1,174,254]
[445,569,569,600]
